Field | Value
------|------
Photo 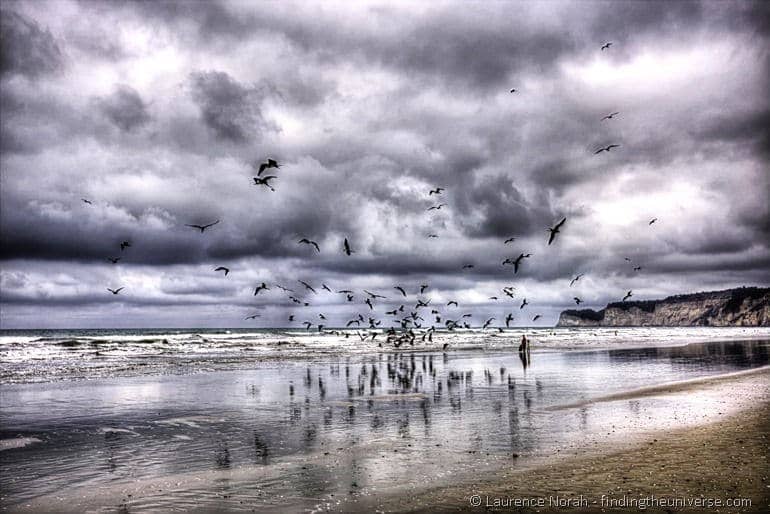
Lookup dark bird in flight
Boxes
[601,42,612,50]
[594,144,620,154]
[299,281,317,293]
[298,238,320,252]
[420,284,429,294]
[244,313,261,320]
[624,257,632,262]
[509,88,517,93]
[601,112,619,121]
[489,296,498,300]
[346,294,354,302]
[343,238,353,256]
[81,198,92,205]
[532,314,541,322]
[504,237,516,244]
[322,284,332,293]
[364,290,386,299]
[120,241,131,251]
[186,220,220,233]
[337,289,353,294]
[520,298,529,309]
[394,286,407,297]
[107,257,120,264]
[256,158,280,176]
[574,297,583,305]
[288,315,295,322]
[447,301,458,307]
[483,318,494,329]
[318,314,326,320]
[427,234,439,238]
[649,218,658,225]
[107,287,124,295]
[512,253,531,273]
[622,290,633,302]
[428,188,444,195]
[365,298,373,310]
[633,266,643,271]
[427,204,446,211]
[547,217,567,245]
[570,273,584,287]
[462,264,474,269]
[275,284,294,293]
[253,176,276,191]
[254,283,269,295]
[214,266,229,276]
[505,313,514,328]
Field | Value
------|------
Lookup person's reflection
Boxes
[518,334,531,370]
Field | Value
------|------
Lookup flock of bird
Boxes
[82,41,658,348]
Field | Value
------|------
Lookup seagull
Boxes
[299,281,317,293]
[394,286,407,297]
[428,188,444,195]
[624,257,632,262]
[532,314,541,322]
[594,144,620,154]
[547,217,567,245]
[120,241,131,251]
[81,198,93,205]
[337,289,353,294]
[288,315,295,322]
[504,237,516,244]
[298,239,320,252]
[322,284,332,293]
[253,176,277,191]
[505,313,514,328]
[509,88,517,93]
[214,266,229,276]
[346,294,354,302]
[462,264,474,269]
[601,42,612,50]
[633,266,643,271]
[364,290,386,299]
[244,313,261,320]
[275,284,294,293]
[343,238,353,256]
[649,218,658,225]
[256,158,280,176]
[601,112,619,121]
[570,273,584,287]
[447,301,458,307]
[512,253,531,274]
[520,298,529,309]
[427,234,439,238]
[427,204,446,211]
[107,257,120,264]
[483,318,495,329]
[622,290,633,302]
[420,284,429,294]
[107,287,124,295]
[365,298,373,310]
[186,220,220,233]
[254,283,269,295]
[574,297,583,305]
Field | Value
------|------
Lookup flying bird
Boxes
[254,283,269,295]
[428,188,444,195]
[245,313,261,320]
[365,298,373,310]
[547,217,566,245]
[299,281,317,293]
[364,290,386,299]
[504,237,516,244]
[420,284,429,294]
[594,144,620,154]
[81,198,93,205]
[649,218,658,225]
[482,318,495,329]
[532,314,541,322]
[601,112,619,120]
[520,298,529,309]
[574,297,583,305]
[570,273,584,287]
[462,264,474,269]
[427,234,439,238]
[633,266,643,271]
[343,238,353,256]
[120,241,131,251]
[509,88,517,93]
[447,301,458,307]
[427,204,446,211]
[394,286,407,297]
[322,284,332,293]
[186,220,220,233]
[601,42,612,50]
[512,253,531,274]
[107,287,124,295]
[622,290,633,302]
[256,158,280,176]
[253,176,277,191]
[505,313,514,328]
[107,257,120,264]
[214,266,229,276]
[298,239,320,252]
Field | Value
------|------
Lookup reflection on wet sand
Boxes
[1,340,768,513]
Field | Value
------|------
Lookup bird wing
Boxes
[594,148,606,154]
[185,224,203,229]
[203,220,220,229]
[554,217,567,230]
[258,163,268,175]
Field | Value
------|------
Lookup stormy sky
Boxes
[1,0,768,329]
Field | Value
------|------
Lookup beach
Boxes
[1,331,769,513]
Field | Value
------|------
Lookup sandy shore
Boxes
[356,369,770,514]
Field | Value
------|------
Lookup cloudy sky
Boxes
[1,0,768,329]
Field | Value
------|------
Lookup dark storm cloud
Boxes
[0,9,63,78]
[189,70,269,143]
[97,85,151,132]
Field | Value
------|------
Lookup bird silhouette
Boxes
[532,314,541,321]
[512,253,531,273]
[254,283,269,295]
[633,266,643,271]
[214,266,229,276]
[394,286,407,297]
[107,257,120,264]
[622,290,633,301]
[447,300,458,307]
[601,111,619,120]
[505,313,514,328]
[365,298,373,310]
[299,281,317,293]
[245,313,261,320]
[186,220,220,233]
[427,204,446,211]
[462,264,474,269]
[256,158,280,176]
[420,284,429,294]
[594,144,620,154]
[504,237,516,244]
[509,88,517,93]
[548,217,566,245]
[120,241,131,251]
[428,187,444,195]
[322,284,332,293]
[427,234,439,238]
[343,238,353,256]
[364,290,386,299]
[253,176,276,191]
[298,238,320,252]
[601,42,612,50]
[520,298,529,309]
[483,317,494,329]
[649,218,658,225]
[570,273,584,287]
[574,297,583,305]
[107,287,124,295]
[81,198,93,205]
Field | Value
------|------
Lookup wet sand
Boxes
[366,369,770,514]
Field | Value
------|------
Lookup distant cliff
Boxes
[557,287,770,327]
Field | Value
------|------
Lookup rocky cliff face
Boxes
[557,287,770,327]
